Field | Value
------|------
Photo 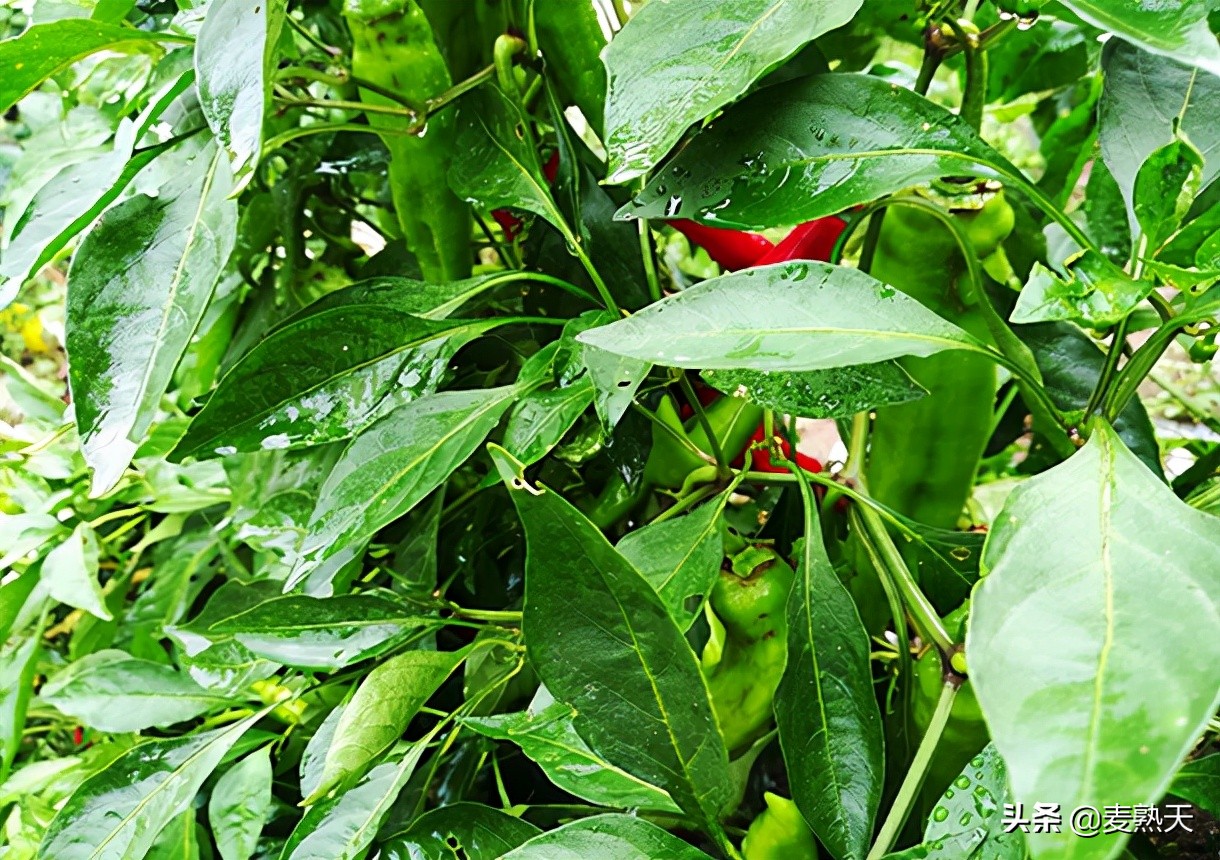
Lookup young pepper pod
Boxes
[703,545,793,754]
[343,0,472,283]
[742,793,819,860]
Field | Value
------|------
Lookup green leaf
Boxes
[493,447,732,836]
[619,74,1018,228]
[41,524,110,621]
[616,492,728,630]
[39,649,231,732]
[195,0,283,185]
[166,580,282,696]
[171,289,502,460]
[501,378,595,469]
[0,633,40,783]
[145,810,200,860]
[67,137,237,494]
[0,71,191,300]
[1099,41,1220,226]
[1133,137,1204,248]
[500,814,715,859]
[449,86,567,234]
[920,744,1026,859]
[282,731,435,860]
[299,703,345,803]
[968,423,1220,860]
[36,709,268,860]
[381,802,540,860]
[1169,754,1220,818]
[0,18,170,113]
[1059,0,1220,78]
[0,513,61,571]
[208,746,272,860]
[576,262,982,371]
[199,593,430,670]
[601,0,864,183]
[464,692,681,813]
[701,362,925,419]
[306,647,467,803]
[775,474,883,860]
[291,387,519,583]
[1010,253,1153,328]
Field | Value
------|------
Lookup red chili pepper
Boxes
[755,216,847,266]
[746,424,822,474]
[668,220,774,271]
[491,152,561,241]
[73,726,84,745]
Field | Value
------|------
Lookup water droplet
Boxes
[970,756,984,768]
[932,806,949,822]
[955,775,971,789]
[960,812,974,826]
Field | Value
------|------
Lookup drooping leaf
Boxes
[450,86,567,234]
[41,524,110,621]
[619,73,1019,228]
[701,362,925,419]
[601,0,865,183]
[576,262,983,371]
[195,0,284,184]
[306,647,467,803]
[0,71,192,302]
[775,473,883,860]
[291,387,520,584]
[616,491,729,630]
[282,731,436,860]
[67,136,237,494]
[968,422,1220,860]
[208,746,273,860]
[36,709,268,860]
[380,802,541,860]
[39,649,231,732]
[492,447,732,836]
[1060,0,1220,79]
[171,292,503,460]
[199,593,431,670]
[1099,41,1220,227]
[464,693,681,813]
[0,18,170,113]
[1133,137,1204,248]
[500,814,715,859]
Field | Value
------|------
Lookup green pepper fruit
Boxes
[742,793,819,860]
[703,546,793,754]
[533,0,610,135]
[912,601,987,802]
[866,190,1014,531]
[644,394,708,489]
[344,0,472,283]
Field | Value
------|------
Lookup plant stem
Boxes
[679,374,728,473]
[866,681,959,859]
[1084,315,1131,421]
[638,203,664,303]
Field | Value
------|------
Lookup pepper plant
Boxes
[1,0,1219,858]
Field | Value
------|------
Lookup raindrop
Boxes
[932,806,949,822]
[954,775,971,789]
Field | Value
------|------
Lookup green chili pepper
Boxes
[866,190,1015,530]
[742,793,819,860]
[703,545,793,755]
[912,601,987,803]
[417,0,506,80]
[344,0,472,283]
[532,0,610,135]
[645,393,765,490]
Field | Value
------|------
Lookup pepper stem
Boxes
[866,681,959,859]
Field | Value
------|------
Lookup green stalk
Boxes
[866,681,959,859]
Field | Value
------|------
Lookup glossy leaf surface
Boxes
[577,262,982,371]
[619,74,1018,228]
[601,0,864,182]
[969,423,1220,860]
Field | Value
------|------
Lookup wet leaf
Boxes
[501,814,714,859]
[208,746,273,860]
[701,362,925,419]
[380,802,540,860]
